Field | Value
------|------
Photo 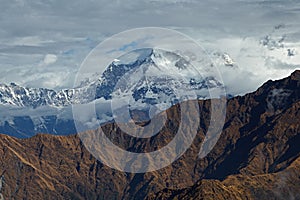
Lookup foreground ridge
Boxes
[0,70,299,199]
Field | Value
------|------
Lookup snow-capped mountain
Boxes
[0,83,75,108]
[210,52,238,68]
[0,48,225,137]
[109,49,223,112]
[0,48,223,108]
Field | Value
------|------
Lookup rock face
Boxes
[0,70,299,199]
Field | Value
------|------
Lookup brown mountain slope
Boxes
[0,70,299,199]
[148,155,300,200]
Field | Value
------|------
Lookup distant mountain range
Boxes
[0,49,226,108]
[0,70,299,199]
[0,48,227,138]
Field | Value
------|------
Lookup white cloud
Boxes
[10,36,54,47]
[0,0,299,93]
[43,54,57,65]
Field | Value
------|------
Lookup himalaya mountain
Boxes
[0,48,226,138]
[0,49,224,107]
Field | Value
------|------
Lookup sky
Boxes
[0,0,300,94]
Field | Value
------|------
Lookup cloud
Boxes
[43,54,57,65]
[0,0,299,93]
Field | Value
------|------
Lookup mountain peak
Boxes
[114,48,153,65]
[113,48,190,70]
[291,69,300,80]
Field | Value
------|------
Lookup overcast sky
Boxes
[0,0,300,94]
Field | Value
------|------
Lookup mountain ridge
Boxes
[0,70,299,199]
[0,48,223,109]
[0,48,225,138]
